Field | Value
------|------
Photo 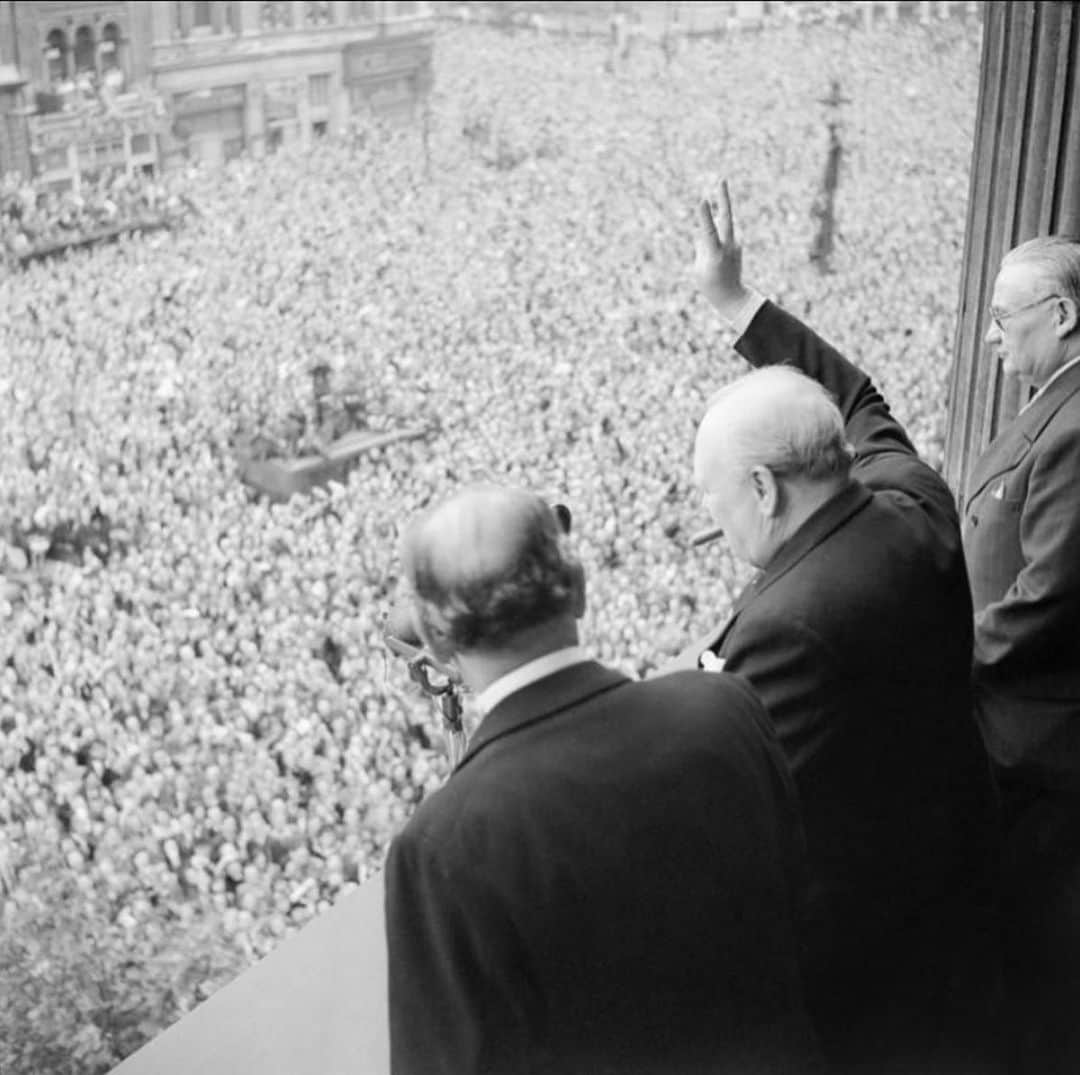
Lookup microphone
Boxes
[382,602,461,683]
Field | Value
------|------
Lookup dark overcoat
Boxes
[385,661,822,1075]
[683,302,997,1053]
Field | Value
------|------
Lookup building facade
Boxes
[0,1,434,187]
[150,1,433,169]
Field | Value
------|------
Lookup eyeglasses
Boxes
[988,294,1060,332]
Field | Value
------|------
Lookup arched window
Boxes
[304,1,332,26]
[100,23,121,72]
[259,2,293,29]
[73,25,96,75]
[44,28,68,84]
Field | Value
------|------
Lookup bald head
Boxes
[694,366,852,490]
[402,485,583,655]
[693,367,853,567]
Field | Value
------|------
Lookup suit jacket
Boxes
[680,302,996,1039]
[385,661,822,1075]
[962,361,1080,787]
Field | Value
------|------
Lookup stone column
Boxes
[297,77,312,147]
[246,76,266,157]
[944,1,1080,496]
[150,2,173,45]
[68,142,81,194]
[234,1,260,34]
[329,66,346,134]
[0,4,17,65]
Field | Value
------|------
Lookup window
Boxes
[308,74,330,108]
[193,1,212,27]
[130,133,152,155]
[259,2,293,29]
[40,147,69,172]
[348,1,375,21]
[73,25,95,75]
[312,120,328,137]
[304,1,333,26]
[94,139,125,169]
[44,28,68,84]
[100,23,121,71]
[395,1,418,15]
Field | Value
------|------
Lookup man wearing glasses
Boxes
[965,237,1080,1074]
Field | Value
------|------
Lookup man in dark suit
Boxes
[384,485,822,1074]
[964,237,1080,1073]
[680,187,998,1068]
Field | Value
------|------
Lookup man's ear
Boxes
[749,465,781,519]
[1054,296,1080,339]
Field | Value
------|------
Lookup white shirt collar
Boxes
[1024,352,1080,411]
[475,645,589,716]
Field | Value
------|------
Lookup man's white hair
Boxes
[1002,236,1080,308]
[695,365,854,485]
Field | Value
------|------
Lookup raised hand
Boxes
[693,181,748,316]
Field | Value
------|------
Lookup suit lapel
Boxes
[967,363,1080,504]
[737,480,871,608]
[456,661,629,772]
[689,482,871,663]
[965,432,1032,505]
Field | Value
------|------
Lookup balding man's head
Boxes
[402,485,584,656]
[693,367,853,567]
[695,367,851,488]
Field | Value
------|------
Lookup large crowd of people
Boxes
[0,170,188,264]
[0,13,982,1059]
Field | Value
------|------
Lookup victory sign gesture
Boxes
[693,181,751,318]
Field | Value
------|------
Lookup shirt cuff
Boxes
[726,288,767,338]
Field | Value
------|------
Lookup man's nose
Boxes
[985,320,1002,345]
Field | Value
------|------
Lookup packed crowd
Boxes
[0,12,981,1041]
[0,169,187,263]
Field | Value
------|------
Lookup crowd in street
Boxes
[0,14,981,982]
[0,170,187,263]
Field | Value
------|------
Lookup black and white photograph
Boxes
[1,2,1079,1073]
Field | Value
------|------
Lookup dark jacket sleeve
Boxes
[385,822,534,1075]
[386,829,468,1075]
[736,300,915,459]
[734,301,957,520]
